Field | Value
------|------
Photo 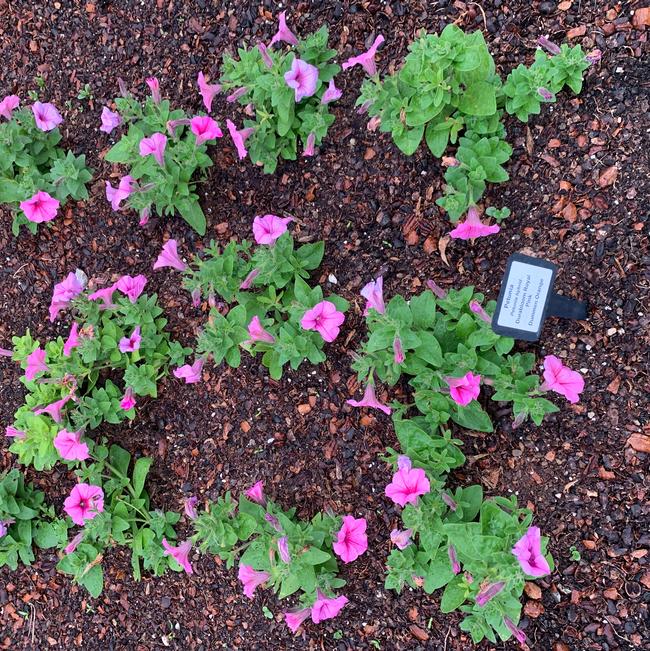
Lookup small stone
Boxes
[539,1,556,15]
[161,596,171,608]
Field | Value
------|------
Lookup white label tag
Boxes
[495,261,553,333]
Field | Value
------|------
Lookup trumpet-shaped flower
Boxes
[333,515,368,563]
[446,372,481,407]
[245,480,265,505]
[504,616,527,645]
[34,394,73,423]
[162,538,193,574]
[321,79,342,105]
[342,35,385,76]
[277,536,291,563]
[25,347,48,381]
[284,58,319,102]
[448,545,461,574]
[449,206,500,240]
[269,11,299,47]
[300,300,345,342]
[311,590,348,623]
[537,36,561,55]
[49,271,85,321]
[63,532,84,555]
[139,132,167,166]
[393,336,405,364]
[20,190,60,224]
[0,95,20,120]
[54,429,89,461]
[346,382,391,415]
[119,326,142,353]
[153,239,187,271]
[5,426,26,439]
[537,86,555,101]
[265,513,282,532]
[390,528,413,550]
[226,119,254,160]
[116,274,147,303]
[105,175,135,211]
[247,316,275,344]
[146,77,161,104]
[385,463,430,507]
[120,386,136,410]
[512,526,551,577]
[475,581,505,607]
[173,358,203,384]
[239,268,260,290]
[64,483,104,526]
[238,564,270,598]
[197,71,221,112]
[426,279,447,299]
[469,300,492,324]
[541,355,584,404]
[360,276,385,315]
[32,101,63,131]
[190,115,223,146]
[100,107,122,133]
[88,283,117,309]
[258,42,274,68]
[252,214,293,245]
[284,608,311,633]
[63,322,80,357]
[302,132,315,157]
[226,87,248,103]
[184,496,198,520]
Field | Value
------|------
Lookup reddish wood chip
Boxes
[598,165,618,187]
[626,432,650,453]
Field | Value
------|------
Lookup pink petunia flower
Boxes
[162,538,194,574]
[541,355,584,404]
[118,326,142,353]
[277,536,291,563]
[393,336,405,364]
[226,87,248,103]
[88,283,117,309]
[197,71,221,113]
[239,268,260,290]
[225,119,254,160]
[34,394,73,423]
[537,36,561,56]
[284,58,319,102]
[173,358,204,384]
[49,271,85,322]
[284,608,311,634]
[512,526,551,577]
[190,115,223,146]
[100,107,122,134]
[0,95,20,120]
[20,190,60,224]
[441,492,457,512]
[269,11,299,47]
[120,386,136,411]
[6,426,26,439]
[63,532,84,555]
[0,520,14,537]
[504,616,527,645]
[258,42,274,68]
[321,79,342,105]
[247,316,275,344]
[469,300,492,324]
[153,239,187,272]
[385,464,430,507]
[252,214,293,245]
[25,346,48,381]
[390,528,413,550]
[63,483,104,526]
[367,116,381,131]
[333,515,368,563]
[63,322,80,357]
[346,382,392,416]
[426,279,447,299]
[448,545,461,574]
[449,206,500,240]
[475,581,505,607]
[184,496,198,520]
[116,274,147,303]
[139,132,167,166]
[446,372,481,407]
[360,276,385,315]
[32,101,63,131]
[238,564,270,598]
[139,206,150,227]
[586,49,602,65]
[311,590,348,623]
[302,132,315,157]
[342,35,385,76]
[0,346,12,357]
[105,174,135,211]
[537,86,555,101]
[166,117,191,137]
[146,77,161,104]
[54,429,89,461]
[245,480,265,505]
[300,300,345,342]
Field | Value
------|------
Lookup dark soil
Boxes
[1,1,648,649]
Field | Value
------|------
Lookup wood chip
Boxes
[567,25,587,39]
[409,625,429,641]
[633,7,650,28]
[626,432,650,453]
[598,166,618,187]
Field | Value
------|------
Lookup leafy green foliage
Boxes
[220,26,340,172]
[0,107,92,235]
[356,25,590,223]
[183,230,348,379]
[104,88,215,234]
[192,492,345,606]
[57,443,180,596]
[352,285,559,432]
[8,289,190,470]
[0,469,68,570]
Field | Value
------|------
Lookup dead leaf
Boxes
[524,582,542,599]
[558,0,573,9]
[626,432,650,453]
[409,625,429,641]
[562,202,578,222]
[598,466,616,480]
[524,600,545,617]
[598,166,618,187]
[438,235,450,266]
[567,25,587,39]
[363,147,376,160]
[633,7,650,28]
[606,376,620,394]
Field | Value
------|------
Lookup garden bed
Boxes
[0,1,648,649]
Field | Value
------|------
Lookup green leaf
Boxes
[177,198,206,235]
[393,124,424,156]
[132,457,152,498]
[457,82,497,116]
[451,401,493,432]
[425,122,450,157]
[440,576,468,613]
[79,564,104,598]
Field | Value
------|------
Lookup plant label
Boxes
[492,253,587,341]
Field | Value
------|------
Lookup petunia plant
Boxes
[220,11,342,172]
[4,271,190,470]
[166,215,348,380]
[190,480,366,632]
[56,441,183,597]
[102,78,221,234]
[353,26,598,234]
[0,468,69,571]
[0,95,92,235]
